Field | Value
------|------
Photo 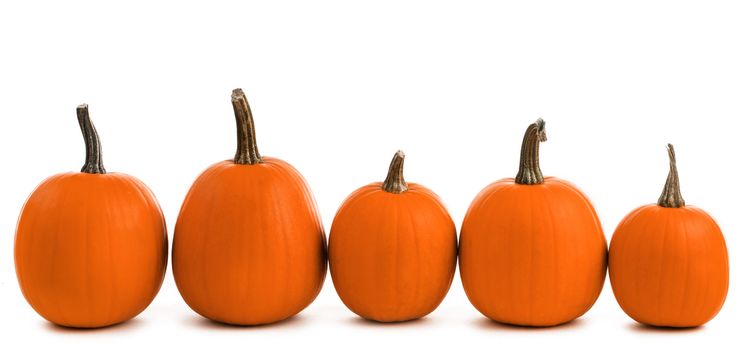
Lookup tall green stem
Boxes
[515,118,546,185]
[76,104,106,174]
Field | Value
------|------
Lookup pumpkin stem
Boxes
[231,88,262,165]
[515,118,547,185]
[382,150,408,194]
[76,104,106,174]
[658,144,685,208]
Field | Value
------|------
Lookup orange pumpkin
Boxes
[173,88,326,326]
[459,119,607,327]
[328,151,457,322]
[14,105,167,328]
[609,144,728,327]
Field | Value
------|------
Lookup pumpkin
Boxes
[459,119,607,327]
[14,105,168,328]
[609,144,728,327]
[173,88,326,326]
[328,151,457,322]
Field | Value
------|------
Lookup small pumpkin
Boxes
[328,151,457,322]
[14,105,168,328]
[609,144,728,327]
[459,119,607,327]
[173,89,326,326]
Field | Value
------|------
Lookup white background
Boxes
[0,0,740,348]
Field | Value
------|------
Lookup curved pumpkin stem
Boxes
[382,150,408,194]
[658,144,685,208]
[231,88,262,165]
[515,118,546,185]
[76,104,106,174]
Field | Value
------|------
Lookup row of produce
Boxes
[14,89,728,329]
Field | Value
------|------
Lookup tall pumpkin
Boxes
[609,144,728,327]
[173,88,326,326]
[14,105,168,328]
[459,119,607,327]
[329,151,457,322]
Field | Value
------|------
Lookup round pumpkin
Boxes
[14,105,168,328]
[459,119,607,327]
[328,151,457,322]
[173,88,326,326]
[609,144,728,327]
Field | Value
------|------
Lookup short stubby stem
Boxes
[382,150,408,194]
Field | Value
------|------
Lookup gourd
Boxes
[328,151,457,322]
[173,89,326,326]
[459,119,607,327]
[609,144,728,327]
[14,105,168,328]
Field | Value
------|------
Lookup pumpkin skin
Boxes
[609,145,728,327]
[459,119,607,327]
[172,89,326,326]
[14,105,167,328]
[329,152,457,322]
